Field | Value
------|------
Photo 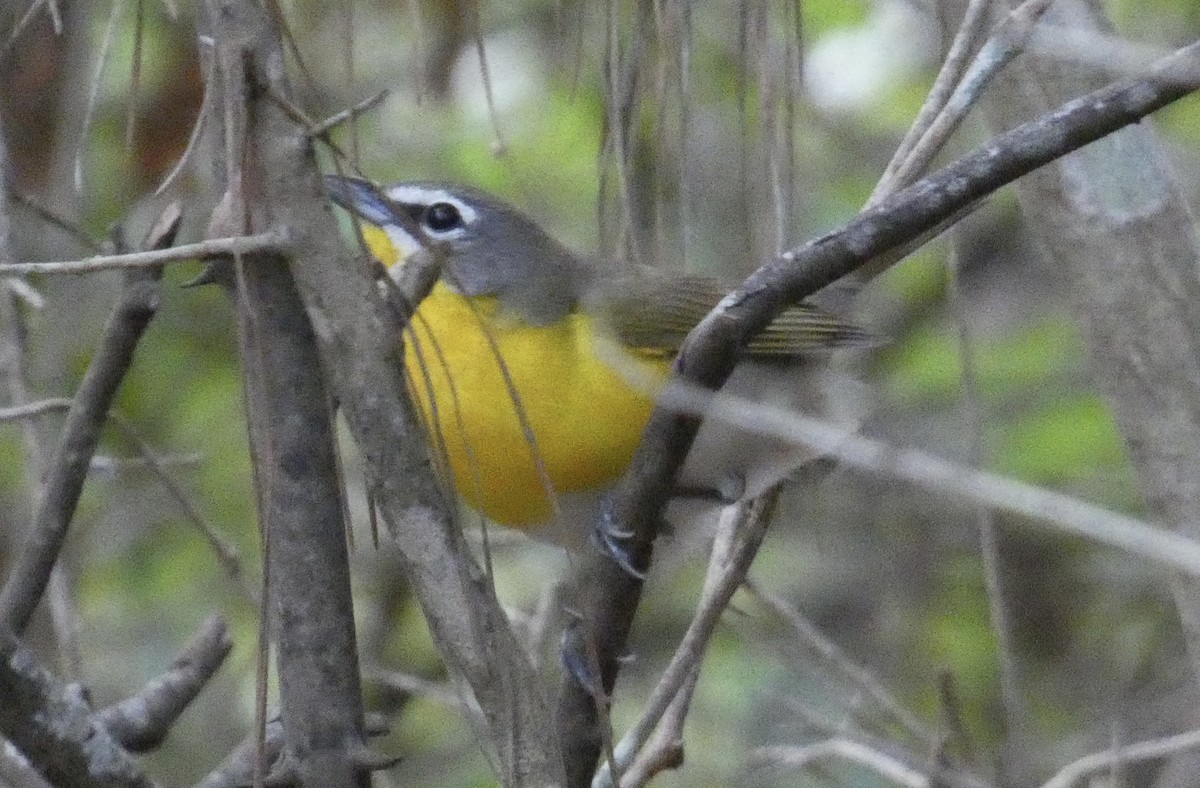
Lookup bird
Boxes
[324,175,869,547]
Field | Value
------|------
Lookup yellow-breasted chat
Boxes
[325,175,868,542]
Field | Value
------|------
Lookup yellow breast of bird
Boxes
[406,281,669,528]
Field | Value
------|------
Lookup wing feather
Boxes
[592,272,871,358]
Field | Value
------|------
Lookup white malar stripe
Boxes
[384,185,479,226]
[384,225,424,263]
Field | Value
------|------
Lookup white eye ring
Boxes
[385,186,478,232]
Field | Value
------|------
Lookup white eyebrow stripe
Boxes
[384,185,478,225]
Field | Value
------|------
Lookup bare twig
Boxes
[751,739,933,788]
[744,578,936,746]
[89,451,203,473]
[0,627,156,788]
[0,230,287,276]
[930,670,977,781]
[878,0,991,193]
[154,46,217,197]
[958,3,1200,688]
[666,384,1200,575]
[194,712,398,788]
[1,0,60,59]
[0,206,176,634]
[784,698,991,788]
[3,276,44,308]
[469,2,506,155]
[193,715,288,788]
[1041,728,1200,788]
[104,412,251,598]
[0,290,85,681]
[5,187,105,252]
[617,694,688,788]
[0,396,250,596]
[946,240,1024,739]
[874,0,1058,202]
[1,129,84,680]
[0,740,54,788]
[97,615,233,752]
[125,0,145,150]
[76,0,126,192]
[1029,23,1172,77]
[306,89,389,139]
[595,491,780,787]
[368,670,467,711]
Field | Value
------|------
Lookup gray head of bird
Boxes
[324,176,591,325]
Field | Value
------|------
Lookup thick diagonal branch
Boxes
[556,36,1200,785]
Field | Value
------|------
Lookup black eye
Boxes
[424,202,463,232]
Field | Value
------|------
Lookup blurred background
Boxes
[2,0,1200,785]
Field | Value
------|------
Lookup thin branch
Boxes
[664,384,1200,575]
[193,713,397,788]
[744,578,936,746]
[205,4,384,786]
[778,698,991,788]
[595,491,779,787]
[947,239,1025,738]
[233,1,562,780]
[46,567,82,681]
[0,207,175,634]
[0,397,73,422]
[778,695,989,788]
[750,739,932,788]
[0,740,54,788]
[154,47,217,197]
[1041,728,1200,788]
[368,670,467,711]
[193,715,288,788]
[3,276,44,309]
[5,186,105,252]
[0,627,156,788]
[1030,23,1173,78]
[76,0,126,192]
[930,670,977,782]
[104,412,252,599]
[616,688,689,788]
[0,397,251,596]
[97,615,233,752]
[125,0,145,151]
[0,230,287,275]
[1,129,84,682]
[263,84,361,171]
[1,0,58,59]
[469,3,507,155]
[873,0,1057,202]
[306,89,389,139]
[878,0,991,192]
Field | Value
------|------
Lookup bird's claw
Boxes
[559,616,636,693]
[591,501,647,580]
[560,616,604,694]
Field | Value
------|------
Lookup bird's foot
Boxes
[591,502,648,580]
